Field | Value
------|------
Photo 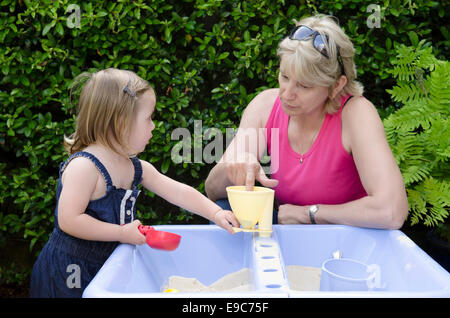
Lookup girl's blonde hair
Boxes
[277,14,364,113]
[64,68,153,156]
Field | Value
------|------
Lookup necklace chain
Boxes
[299,127,320,164]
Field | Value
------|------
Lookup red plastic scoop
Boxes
[138,225,181,251]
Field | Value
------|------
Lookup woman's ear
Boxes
[329,75,347,99]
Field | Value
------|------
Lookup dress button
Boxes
[126,210,131,216]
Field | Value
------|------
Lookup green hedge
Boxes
[0,0,449,283]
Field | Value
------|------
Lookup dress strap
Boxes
[130,157,143,189]
[60,151,113,188]
[338,94,353,114]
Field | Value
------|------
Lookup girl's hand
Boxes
[120,220,147,245]
[214,209,240,234]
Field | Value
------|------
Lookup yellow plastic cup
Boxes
[226,186,274,231]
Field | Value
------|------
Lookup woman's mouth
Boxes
[283,103,297,110]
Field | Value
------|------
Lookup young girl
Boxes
[30,68,240,297]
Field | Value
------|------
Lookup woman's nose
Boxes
[282,80,296,100]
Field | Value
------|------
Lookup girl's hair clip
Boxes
[123,85,136,98]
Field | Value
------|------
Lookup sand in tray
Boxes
[285,265,322,291]
[163,268,251,292]
[162,265,322,292]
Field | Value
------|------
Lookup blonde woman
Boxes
[205,15,408,229]
[30,68,239,298]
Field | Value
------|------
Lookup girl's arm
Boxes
[57,157,146,244]
[140,160,239,233]
[278,97,408,229]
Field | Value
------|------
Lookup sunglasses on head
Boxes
[288,25,344,75]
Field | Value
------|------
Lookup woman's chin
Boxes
[282,104,301,115]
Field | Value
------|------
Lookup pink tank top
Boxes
[265,94,367,207]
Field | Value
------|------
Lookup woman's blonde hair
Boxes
[64,68,153,156]
[277,14,364,113]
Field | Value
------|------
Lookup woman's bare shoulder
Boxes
[342,96,381,126]
[241,88,279,128]
[342,96,387,153]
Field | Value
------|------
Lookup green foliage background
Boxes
[384,42,449,230]
[0,0,449,286]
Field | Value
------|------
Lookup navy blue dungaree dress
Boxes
[30,151,142,297]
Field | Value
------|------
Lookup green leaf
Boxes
[408,31,418,46]
[161,158,170,173]
[2,64,9,75]
[97,10,108,17]
[42,23,53,36]
[190,169,199,178]
[55,22,64,36]
[385,38,392,50]
[218,52,229,60]
[390,8,400,17]
[386,24,396,35]
[164,26,172,43]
